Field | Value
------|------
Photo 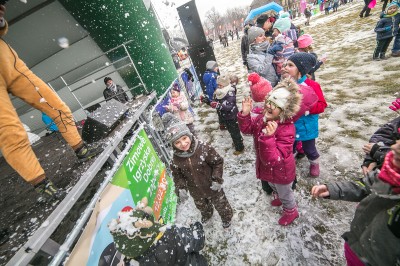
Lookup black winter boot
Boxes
[75,143,104,162]
[34,179,65,202]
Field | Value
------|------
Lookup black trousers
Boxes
[360,0,372,17]
[224,119,244,151]
[373,37,393,59]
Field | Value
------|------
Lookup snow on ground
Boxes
[174,2,400,265]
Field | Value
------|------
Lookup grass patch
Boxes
[204,240,228,264]
[313,223,328,234]
[340,129,363,139]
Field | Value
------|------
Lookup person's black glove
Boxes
[388,204,400,238]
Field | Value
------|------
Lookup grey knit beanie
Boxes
[288,52,317,77]
[162,113,192,144]
[206,60,218,70]
[247,26,265,44]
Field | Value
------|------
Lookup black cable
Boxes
[1,37,78,134]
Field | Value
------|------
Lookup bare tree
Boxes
[225,6,249,29]
[204,7,224,35]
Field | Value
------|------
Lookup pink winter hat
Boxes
[248,73,273,102]
[297,34,313,49]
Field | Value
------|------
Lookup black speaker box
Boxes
[177,0,207,46]
[82,99,129,143]
[187,44,216,90]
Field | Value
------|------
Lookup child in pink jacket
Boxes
[164,83,195,135]
[238,78,303,226]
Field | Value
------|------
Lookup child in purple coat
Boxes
[210,75,244,155]
[238,78,303,226]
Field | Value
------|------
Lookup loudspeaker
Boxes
[82,99,129,143]
[187,44,216,90]
[177,0,207,46]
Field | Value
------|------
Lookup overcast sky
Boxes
[152,0,253,24]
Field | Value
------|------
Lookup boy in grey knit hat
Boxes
[162,113,233,228]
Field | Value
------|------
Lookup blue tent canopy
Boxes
[244,2,283,24]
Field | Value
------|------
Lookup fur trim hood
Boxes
[266,78,302,122]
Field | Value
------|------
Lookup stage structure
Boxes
[177,0,216,92]
[5,64,204,265]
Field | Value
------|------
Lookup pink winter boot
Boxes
[278,207,299,226]
[271,192,282,207]
[309,159,320,177]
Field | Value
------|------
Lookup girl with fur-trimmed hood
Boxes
[238,78,303,226]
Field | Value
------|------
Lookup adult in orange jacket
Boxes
[0,5,102,202]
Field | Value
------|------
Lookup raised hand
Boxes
[241,96,252,116]
[362,143,375,154]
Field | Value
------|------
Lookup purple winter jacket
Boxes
[238,113,296,184]
[213,86,238,121]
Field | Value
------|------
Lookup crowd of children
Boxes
[109,4,400,265]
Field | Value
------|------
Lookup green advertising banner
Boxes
[111,129,177,224]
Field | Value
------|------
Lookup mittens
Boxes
[268,42,284,55]
[200,95,210,105]
[210,101,221,109]
[210,181,222,191]
[179,189,189,202]
[389,98,400,113]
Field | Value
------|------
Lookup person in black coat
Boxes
[135,223,207,266]
[362,115,400,175]
[359,0,373,17]
[103,77,129,103]
[241,22,253,69]
[372,3,399,60]
[109,198,207,266]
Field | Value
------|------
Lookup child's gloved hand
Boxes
[385,25,392,31]
[387,204,400,238]
[200,95,210,105]
[389,98,400,113]
[268,43,284,55]
[179,189,189,202]
[210,101,220,109]
[210,181,222,191]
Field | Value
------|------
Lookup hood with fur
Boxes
[266,78,302,122]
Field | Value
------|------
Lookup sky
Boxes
[152,0,253,24]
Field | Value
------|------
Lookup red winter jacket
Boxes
[237,113,296,184]
[305,79,327,115]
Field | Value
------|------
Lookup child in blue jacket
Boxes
[373,2,399,60]
[202,61,219,102]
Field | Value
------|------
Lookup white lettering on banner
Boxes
[125,135,146,175]
[148,173,158,197]
[143,155,155,183]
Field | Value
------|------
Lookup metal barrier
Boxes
[6,93,157,266]
[6,64,200,265]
